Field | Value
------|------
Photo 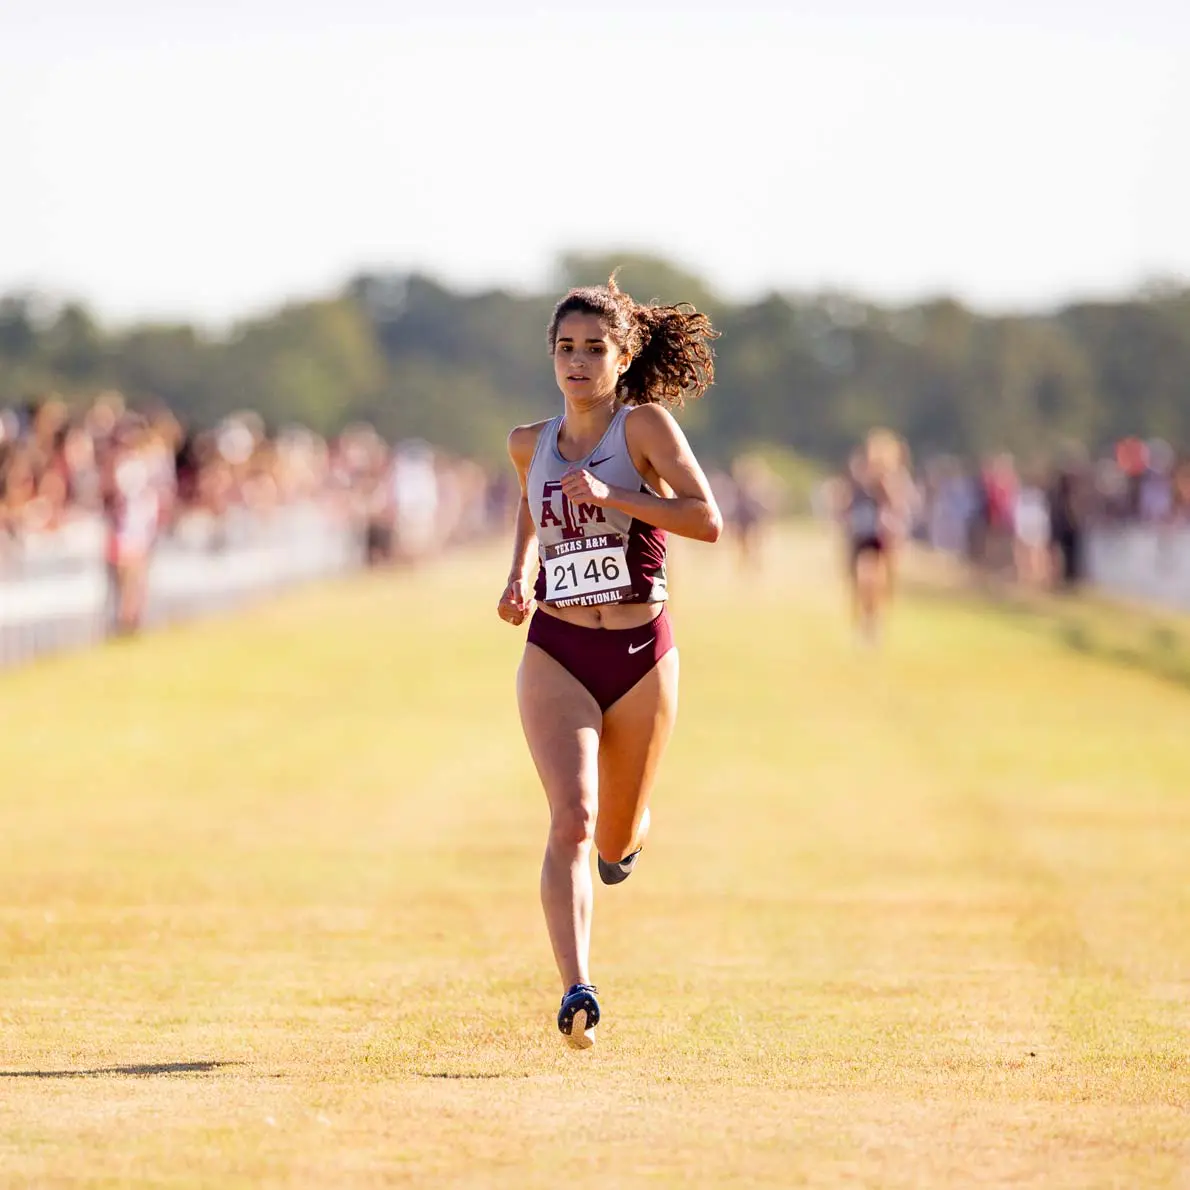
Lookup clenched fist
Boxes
[497,577,532,626]
[560,468,612,507]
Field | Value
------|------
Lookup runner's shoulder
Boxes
[508,420,551,469]
[623,403,681,454]
[624,403,676,432]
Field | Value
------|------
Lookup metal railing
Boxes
[0,502,365,671]
[1084,522,1190,610]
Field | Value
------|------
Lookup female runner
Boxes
[839,430,912,645]
[497,275,722,1047]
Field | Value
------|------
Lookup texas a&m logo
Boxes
[540,480,606,540]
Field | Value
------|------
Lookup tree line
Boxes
[2,254,1187,470]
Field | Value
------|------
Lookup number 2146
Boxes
[551,555,622,590]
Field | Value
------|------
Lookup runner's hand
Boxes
[560,469,611,507]
[497,578,531,626]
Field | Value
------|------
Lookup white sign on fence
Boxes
[1084,524,1190,611]
[0,504,364,669]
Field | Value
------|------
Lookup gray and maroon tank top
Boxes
[847,477,886,541]
[527,406,667,608]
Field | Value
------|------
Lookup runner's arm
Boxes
[505,424,542,586]
[560,406,722,543]
[506,495,538,587]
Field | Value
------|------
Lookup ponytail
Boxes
[616,296,717,407]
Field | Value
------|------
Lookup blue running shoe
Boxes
[557,983,600,1049]
[597,847,642,886]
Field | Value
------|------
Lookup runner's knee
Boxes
[548,797,596,850]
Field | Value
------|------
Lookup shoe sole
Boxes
[597,849,641,886]
[563,1006,596,1050]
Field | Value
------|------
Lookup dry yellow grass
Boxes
[1,526,1188,1187]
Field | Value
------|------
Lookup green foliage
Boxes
[2,262,1188,468]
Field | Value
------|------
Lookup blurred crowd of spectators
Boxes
[1,391,514,631]
[11,388,1188,613]
[916,438,1190,588]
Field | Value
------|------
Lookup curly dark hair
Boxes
[547,274,718,408]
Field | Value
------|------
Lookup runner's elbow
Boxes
[699,505,724,543]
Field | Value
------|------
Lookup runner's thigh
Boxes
[518,643,603,825]
[595,649,679,858]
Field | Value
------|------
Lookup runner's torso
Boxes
[847,477,886,541]
[526,407,666,628]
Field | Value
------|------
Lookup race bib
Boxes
[543,534,633,607]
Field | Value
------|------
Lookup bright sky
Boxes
[2,0,1187,325]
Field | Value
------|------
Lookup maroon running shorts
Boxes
[526,606,675,711]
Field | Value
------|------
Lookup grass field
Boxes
[2,526,1188,1188]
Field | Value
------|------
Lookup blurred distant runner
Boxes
[837,430,913,646]
[727,454,781,571]
[101,417,163,636]
[497,274,722,1048]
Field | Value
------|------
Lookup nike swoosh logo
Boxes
[588,455,613,469]
[627,641,651,655]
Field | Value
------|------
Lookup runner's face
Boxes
[553,313,627,404]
